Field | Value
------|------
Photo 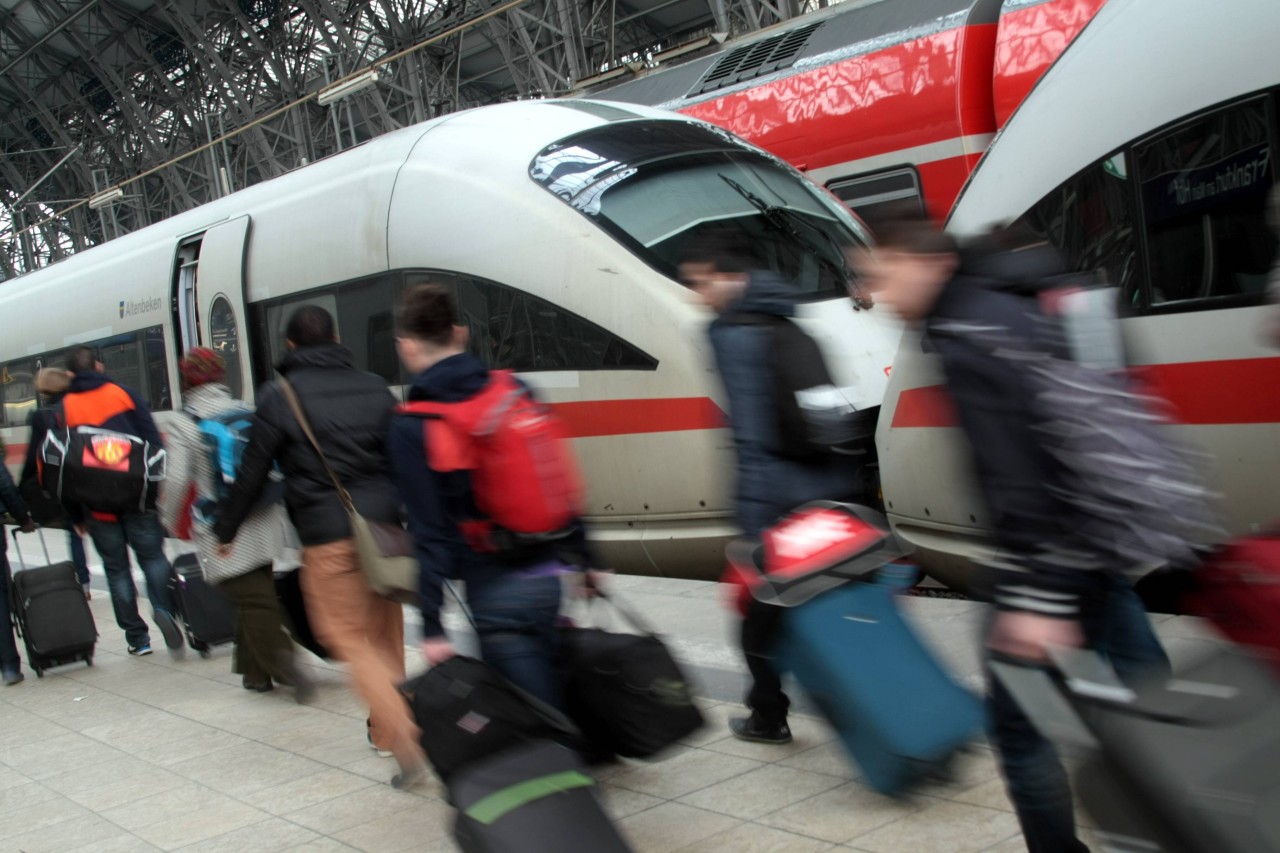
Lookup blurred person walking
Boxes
[159,348,309,699]
[680,232,864,745]
[214,307,424,784]
[21,367,93,598]
[852,217,1172,853]
[61,346,184,658]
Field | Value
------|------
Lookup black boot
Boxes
[729,713,792,744]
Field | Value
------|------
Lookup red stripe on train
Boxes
[549,397,726,438]
[891,357,1280,429]
[2,397,728,465]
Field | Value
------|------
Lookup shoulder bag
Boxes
[277,378,418,603]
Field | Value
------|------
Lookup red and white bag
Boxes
[723,502,908,613]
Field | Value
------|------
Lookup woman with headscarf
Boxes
[159,348,311,699]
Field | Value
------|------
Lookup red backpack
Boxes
[399,371,584,551]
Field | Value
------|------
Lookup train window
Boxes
[530,120,867,301]
[208,297,243,399]
[405,271,658,372]
[1134,97,1275,306]
[1016,152,1138,305]
[336,276,403,384]
[263,292,339,369]
[1,326,173,420]
[827,168,925,221]
[0,360,37,429]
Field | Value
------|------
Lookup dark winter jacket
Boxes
[20,394,70,527]
[387,352,594,637]
[708,271,861,537]
[0,463,31,554]
[59,372,165,520]
[925,242,1107,618]
[215,344,400,547]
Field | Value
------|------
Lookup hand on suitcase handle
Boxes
[421,637,458,666]
[987,611,1083,664]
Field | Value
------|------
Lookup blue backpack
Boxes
[192,407,285,509]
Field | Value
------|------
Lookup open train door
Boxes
[194,215,253,402]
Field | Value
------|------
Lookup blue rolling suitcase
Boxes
[777,565,985,796]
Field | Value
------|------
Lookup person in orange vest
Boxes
[63,346,184,658]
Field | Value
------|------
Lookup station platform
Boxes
[0,549,1224,852]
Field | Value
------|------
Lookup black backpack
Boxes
[39,406,166,515]
[728,312,877,461]
[402,655,580,784]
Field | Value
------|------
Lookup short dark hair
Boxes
[678,228,761,276]
[869,214,959,256]
[395,283,457,347]
[66,345,96,375]
[285,305,336,348]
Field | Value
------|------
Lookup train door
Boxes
[176,216,253,402]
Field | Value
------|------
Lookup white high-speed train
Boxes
[0,100,901,577]
[877,0,1280,590]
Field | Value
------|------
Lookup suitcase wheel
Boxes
[198,648,211,659]
[84,656,93,668]
[33,666,43,678]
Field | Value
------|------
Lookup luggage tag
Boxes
[727,502,910,608]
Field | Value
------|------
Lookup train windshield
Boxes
[530,120,867,299]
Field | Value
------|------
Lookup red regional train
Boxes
[585,0,1106,221]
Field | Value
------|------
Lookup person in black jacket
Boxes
[852,218,1168,853]
[21,367,93,597]
[0,463,36,685]
[214,306,425,787]
[680,234,862,745]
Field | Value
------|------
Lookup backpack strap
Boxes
[277,378,357,516]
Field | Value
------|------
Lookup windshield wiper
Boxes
[718,174,872,309]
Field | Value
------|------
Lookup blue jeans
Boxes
[68,530,89,587]
[467,567,563,709]
[988,575,1170,853]
[86,512,176,649]
[0,550,20,675]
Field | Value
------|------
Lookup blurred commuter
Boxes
[853,217,1170,853]
[680,233,862,745]
[21,367,92,598]
[0,464,36,685]
[214,307,424,784]
[159,349,308,699]
[389,283,598,708]
[63,346,184,658]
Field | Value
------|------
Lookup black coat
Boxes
[215,344,400,547]
[925,243,1106,617]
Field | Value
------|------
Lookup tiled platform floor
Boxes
[0,567,1222,852]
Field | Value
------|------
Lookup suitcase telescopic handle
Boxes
[10,526,51,573]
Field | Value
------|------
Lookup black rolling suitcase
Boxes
[993,646,1280,853]
[273,567,331,660]
[169,553,237,657]
[560,592,704,760]
[452,740,633,853]
[9,528,96,676]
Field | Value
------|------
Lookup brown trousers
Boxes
[301,538,422,769]
[217,564,295,684]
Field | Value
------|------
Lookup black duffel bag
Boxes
[402,655,580,786]
[561,592,704,759]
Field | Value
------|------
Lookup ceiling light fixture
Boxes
[317,70,381,106]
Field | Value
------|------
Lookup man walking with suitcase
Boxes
[852,218,1172,853]
[0,464,36,685]
[63,346,184,658]
[680,233,863,745]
